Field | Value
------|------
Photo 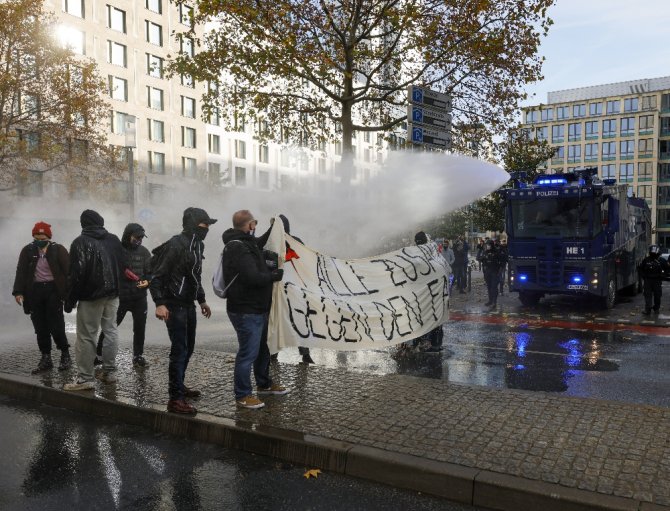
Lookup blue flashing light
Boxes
[519,274,528,282]
[536,177,568,186]
[571,275,583,284]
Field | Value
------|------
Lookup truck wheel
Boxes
[601,277,616,309]
[519,292,541,307]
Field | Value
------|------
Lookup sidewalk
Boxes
[0,343,667,510]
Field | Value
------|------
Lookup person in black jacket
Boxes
[221,210,287,409]
[96,223,152,367]
[481,239,505,308]
[150,207,215,415]
[638,245,669,315]
[12,221,72,373]
[63,210,123,391]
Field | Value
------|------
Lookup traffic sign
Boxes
[408,105,451,130]
[408,86,451,110]
[408,124,451,150]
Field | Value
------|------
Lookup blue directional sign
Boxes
[412,108,424,123]
[408,86,451,110]
[412,87,424,104]
[408,105,450,129]
[412,126,424,143]
[407,124,451,150]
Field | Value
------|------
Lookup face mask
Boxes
[34,240,49,249]
[131,239,142,247]
[249,229,256,237]
[194,226,209,240]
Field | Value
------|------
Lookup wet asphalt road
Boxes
[0,395,483,511]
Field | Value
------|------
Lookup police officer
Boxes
[638,245,669,315]
[481,239,505,308]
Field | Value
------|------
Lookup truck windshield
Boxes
[510,197,595,239]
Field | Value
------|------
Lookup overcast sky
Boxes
[521,0,670,106]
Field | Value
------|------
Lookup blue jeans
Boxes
[228,312,271,399]
[165,304,197,400]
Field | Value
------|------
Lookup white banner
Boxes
[265,222,450,352]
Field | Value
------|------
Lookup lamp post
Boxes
[124,115,137,219]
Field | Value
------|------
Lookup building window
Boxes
[182,157,197,177]
[181,74,194,88]
[181,96,195,118]
[235,140,246,159]
[108,75,127,101]
[536,126,547,141]
[258,170,270,189]
[606,100,620,114]
[541,108,553,121]
[182,127,196,148]
[619,163,634,181]
[147,86,163,110]
[556,106,569,120]
[624,97,638,112]
[235,166,246,186]
[208,162,221,184]
[602,141,616,159]
[639,114,654,132]
[259,145,269,163]
[58,26,86,55]
[620,140,634,158]
[568,122,581,141]
[638,162,653,179]
[148,119,164,142]
[318,157,327,174]
[601,164,615,179]
[589,102,602,116]
[148,151,165,174]
[553,146,564,161]
[585,143,598,161]
[602,119,617,137]
[641,95,657,110]
[107,5,126,33]
[637,185,652,200]
[620,117,635,136]
[585,121,598,138]
[208,134,220,154]
[63,0,84,18]
[179,4,193,25]
[572,104,585,118]
[107,41,127,67]
[146,54,163,78]
[551,125,564,142]
[334,141,342,156]
[111,111,126,135]
[638,138,653,157]
[208,108,220,126]
[146,0,161,14]
[525,110,538,123]
[146,21,162,46]
[180,37,194,57]
[567,144,581,163]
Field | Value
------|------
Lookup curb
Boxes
[0,373,666,511]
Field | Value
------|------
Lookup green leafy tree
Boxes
[0,0,122,193]
[171,0,554,165]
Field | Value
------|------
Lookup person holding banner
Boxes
[221,210,288,410]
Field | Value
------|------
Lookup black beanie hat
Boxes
[80,209,104,228]
[414,231,428,245]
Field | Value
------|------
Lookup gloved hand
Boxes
[270,269,284,282]
[63,299,77,313]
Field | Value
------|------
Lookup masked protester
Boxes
[638,245,669,315]
[12,221,72,373]
[150,207,216,415]
[96,223,152,368]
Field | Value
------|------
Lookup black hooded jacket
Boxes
[119,223,152,301]
[221,228,274,314]
[149,209,210,307]
[68,224,123,303]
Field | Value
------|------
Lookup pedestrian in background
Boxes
[221,210,287,410]
[12,221,72,374]
[496,239,509,295]
[442,240,455,268]
[481,239,505,309]
[151,208,216,415]
[453,236,468,293]
[63,210,123,391]
[96,223,152,368]
[638,244,669,315]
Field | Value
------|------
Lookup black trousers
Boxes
[30,282,69,354]
[484,270,499,304]
[643,278,662,312]
[97,295,147,357]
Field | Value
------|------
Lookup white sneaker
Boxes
[96,372,117,384]
[257,385,290,395]
[63,379,95,391]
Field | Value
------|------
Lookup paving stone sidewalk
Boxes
[0,344,668,507]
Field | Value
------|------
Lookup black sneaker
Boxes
[58,352,72,371]
[93,357,103,366]
[301,353,315,364]
[133,355,148,367]
[32,354,53,374]
[642,309,651,315]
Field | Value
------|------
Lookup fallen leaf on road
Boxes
[303,469,321,479]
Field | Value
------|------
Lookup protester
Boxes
[452,236,468,293]
[476,239,484,270]
[480,239,505,308]
[150,208,215,415]
[412,231,444,352]
[12,221,72,373]
[496,239,509,295]
[638,244,669,315]
[96,223,151,368]
[221,210,287,409]
[442,240,455,268]
[63,210,123,391]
